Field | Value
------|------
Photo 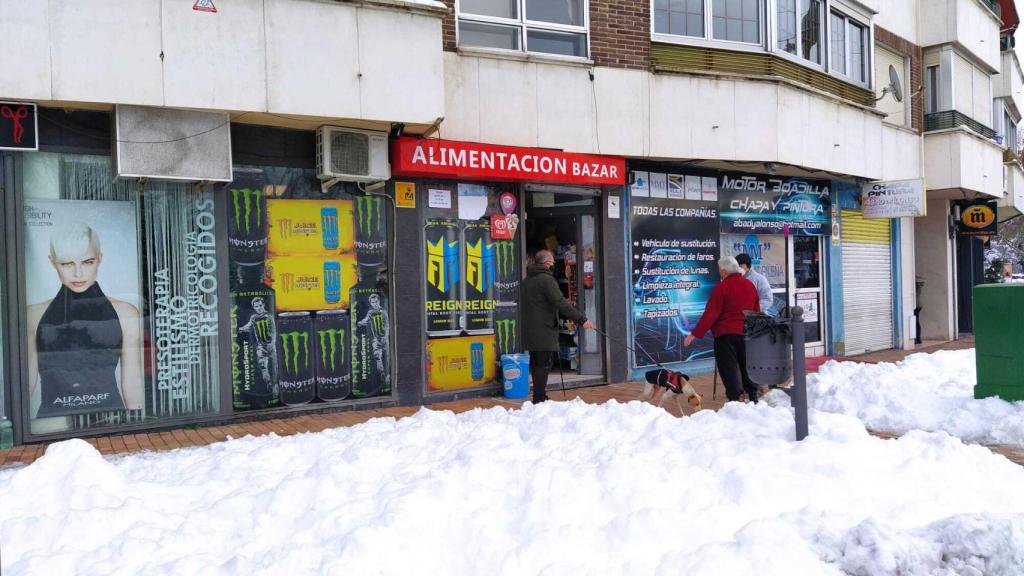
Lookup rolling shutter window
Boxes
[841,210,894,355]
[954,54,973,118]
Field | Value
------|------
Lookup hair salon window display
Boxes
[226,168,391,410]
[28,223,143,418]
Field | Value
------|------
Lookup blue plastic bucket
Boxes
[501,353,530,399]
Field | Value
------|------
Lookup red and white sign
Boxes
[491,214,518,240]
[391,137,625,186]
[193,0,217,12]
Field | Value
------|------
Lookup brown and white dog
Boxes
[638,369,703,415]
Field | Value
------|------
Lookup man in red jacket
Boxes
[684,256,761,402]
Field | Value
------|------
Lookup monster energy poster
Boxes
[462,220,496,334]
[494,303,520,356]
[493,238,519,304]
[354,195,387,271]
[351,285,390,398]
[226,170,268,266]
[225,165,395,408]
[424,217,462,336]
[314,310,351,401]
[276,312,315,406]
[630,196,719,367]
[231,284,279,409]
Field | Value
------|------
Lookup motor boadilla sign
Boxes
[391,137,626,185]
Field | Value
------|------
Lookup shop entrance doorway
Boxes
[524,189,604,382]
[721,233,827,356]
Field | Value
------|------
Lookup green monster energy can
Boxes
[225,171,268,266]
[276,311,316,406]
[494,303,520,357]
[492,239,520,304]
[313,310,351,402]
[231,267,279,410]
[354,195,387,273]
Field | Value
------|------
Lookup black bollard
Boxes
[791,306,808,441]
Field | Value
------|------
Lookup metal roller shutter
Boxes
[841,210,894,356]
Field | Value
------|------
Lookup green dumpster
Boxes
[974,284,1024,401]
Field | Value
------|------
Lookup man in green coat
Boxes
[521,249,593,403]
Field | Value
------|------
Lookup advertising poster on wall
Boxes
[351,285,391,398]
[425,217,463,336]
[718,173,831,236]
[426,334,497,391]
[23,199,144,418]
[630,196,719,367]
[226,166,393,409]
[462,220,496,334]
[720,233,787,288]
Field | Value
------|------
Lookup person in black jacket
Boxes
[521,249,593,403]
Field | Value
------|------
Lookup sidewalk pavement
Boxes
[6,337,1017,468]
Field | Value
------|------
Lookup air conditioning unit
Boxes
[316,126,390,182]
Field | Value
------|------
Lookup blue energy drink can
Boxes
[470,341,485,381]
[321,206,339,250]
[323,260,341,304]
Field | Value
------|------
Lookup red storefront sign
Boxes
[390,137,625,185]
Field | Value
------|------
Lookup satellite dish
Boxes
[874,65,904,104]
[889,64,904,102]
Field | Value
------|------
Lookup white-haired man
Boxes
[683,256,761,402]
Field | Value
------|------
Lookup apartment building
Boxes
[0,0,1019,445]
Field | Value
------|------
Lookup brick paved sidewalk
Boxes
[5,336,1017,468]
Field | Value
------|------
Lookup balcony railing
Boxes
[925,110,997,139]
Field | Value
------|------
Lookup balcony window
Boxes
[654,0,761,45]
[830,10,867,84]
[925,65,939,114]
[654,0,705,38]
[1006,112,1019,152]
[777,0,823,64]
[458,0,588,57]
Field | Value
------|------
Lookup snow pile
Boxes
[800,349,1024,447]
[3,401,1024,575]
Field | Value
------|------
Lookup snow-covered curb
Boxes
[788,349,1024,448]
[3,400,1024,575]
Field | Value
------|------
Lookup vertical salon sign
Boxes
[149,190,220,412]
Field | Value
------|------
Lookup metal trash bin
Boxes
[744,313,792,387]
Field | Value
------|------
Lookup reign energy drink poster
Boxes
[424,217,462,336]
[226,171,269,266]
[462,220,496,334]
[630,197,719,367]
[314,310,351,401]
[232,285,279,409]
[276,312,315,406]
[351,286,390,398]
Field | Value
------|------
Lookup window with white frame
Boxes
[829,10,867,84]
[654,0,761,45]
[1005,111,1019,152]
[925,65,939,114]
[652,0,871,89]
[457,0,588,58]
[777,0,823,65]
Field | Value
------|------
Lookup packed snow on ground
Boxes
[3,400,1024,576]
[789,349,1024,447]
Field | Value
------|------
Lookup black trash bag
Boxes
[744,313,792,387]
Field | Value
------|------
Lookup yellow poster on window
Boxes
[266,254,357,311]
[426,334,497,391]
[266,199,355,256]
